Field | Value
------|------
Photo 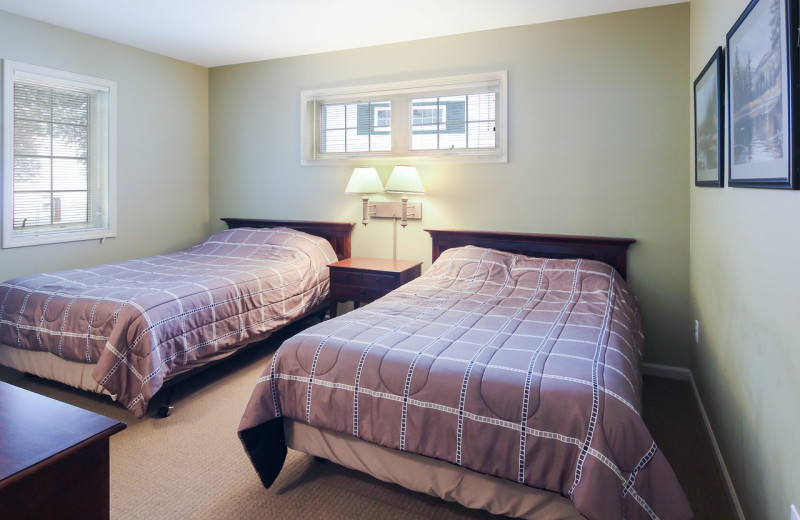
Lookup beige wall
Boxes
[210,4,691,367]
[690,1,800,519]
[0,10,209,282]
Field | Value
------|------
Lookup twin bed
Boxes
[0,218,352,417]
[0,220,692,519]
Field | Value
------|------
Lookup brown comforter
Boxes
[239,246,692,520]
[0,227,337,417]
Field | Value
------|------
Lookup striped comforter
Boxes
[0,227,337,417]
[239,246,692,520]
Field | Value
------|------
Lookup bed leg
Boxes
[157,386,175,417]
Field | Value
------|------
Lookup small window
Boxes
[2,61,117,248]
[301,72,506,164]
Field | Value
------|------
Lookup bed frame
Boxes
[426,229,635,279]
[221,218,353,260]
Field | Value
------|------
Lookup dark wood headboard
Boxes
[426,229,635,279]
[221,218,354,260]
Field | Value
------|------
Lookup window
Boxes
[2,61,116,248]
[301,71,506,164]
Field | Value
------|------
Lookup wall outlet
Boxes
[791,504,799,520]
[694,320,700,343]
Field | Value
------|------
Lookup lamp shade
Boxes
[345,167,384,194]
[385,165,425,194]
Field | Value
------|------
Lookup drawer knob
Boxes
[375,277,382,285]
[359,289,365,296]
[343,274,350,281]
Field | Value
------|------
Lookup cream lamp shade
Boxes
[345,167,383,226]
[345,167,383,194]
[384,165,424,228]
[384,165,425,194]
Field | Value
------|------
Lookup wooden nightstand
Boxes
[328,257,422,318]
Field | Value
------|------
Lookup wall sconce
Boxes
[384,165,425,227]
[344,167,384,226]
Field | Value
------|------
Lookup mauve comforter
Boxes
[0,227,337,417]
[239,246,692,519]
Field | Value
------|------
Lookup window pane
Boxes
[14,120,51,156]
[14,84,52,122]
[13,157,51,191]
[53,123,88,158]
[51,90,89,125]
[411,92,495,151]
[54,191,88,224]
[52,158,88,190]
[320,100,391,153]
[13,192,51,228]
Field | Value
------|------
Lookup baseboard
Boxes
[643,363,746,520]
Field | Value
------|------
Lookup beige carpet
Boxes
[0,324,735,519]
[0,329,500,520]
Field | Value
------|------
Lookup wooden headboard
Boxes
[426,229,635,279]
[221,218,354,260]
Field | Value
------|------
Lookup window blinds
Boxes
[11,76,110,235]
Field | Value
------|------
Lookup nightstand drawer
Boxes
[362,273,397,289]
[331,285,389,303]
[331,270,363,286]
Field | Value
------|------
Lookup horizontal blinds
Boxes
[12,77,109,234]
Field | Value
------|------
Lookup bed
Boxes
[238,229,693,520]
[0,218,353,417]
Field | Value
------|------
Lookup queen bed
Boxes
[238,229,693,520]
[0,218,353,417]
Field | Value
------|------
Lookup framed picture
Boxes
[694,47,725,187]
[726,0,799,189]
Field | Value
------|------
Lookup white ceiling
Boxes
[0,0,685,68]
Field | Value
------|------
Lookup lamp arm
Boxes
[361,195,370,226]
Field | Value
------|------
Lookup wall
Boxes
[690,1,800,519]
[0,10,209,282]
[209,4,690,367]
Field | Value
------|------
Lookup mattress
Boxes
[239,245,693,519]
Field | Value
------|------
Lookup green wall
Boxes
[0,10,209,282]
[690,1,799,518]
[209,4,691,367]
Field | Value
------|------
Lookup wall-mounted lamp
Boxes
[384,165,425,227]
[344,167,384,226]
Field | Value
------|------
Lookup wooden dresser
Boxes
[0,381,126,520]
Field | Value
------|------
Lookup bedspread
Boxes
[239,246,692,519]
[0,227,338,417]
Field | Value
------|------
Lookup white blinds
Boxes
[5,65,113,246]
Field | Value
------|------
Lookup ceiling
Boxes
[0,0,685,68]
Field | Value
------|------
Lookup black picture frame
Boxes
[694,47,725,187]
[726,0,799,189]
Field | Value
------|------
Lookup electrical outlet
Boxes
[694,320,700,343]
[791,504,799,520]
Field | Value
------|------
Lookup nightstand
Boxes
[328,257,422,318]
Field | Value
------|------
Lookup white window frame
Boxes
[2,60,117,248]
[301,71,507,165]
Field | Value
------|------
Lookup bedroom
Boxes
[0,0,795,519]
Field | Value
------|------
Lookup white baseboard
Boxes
[644,363,746,520]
